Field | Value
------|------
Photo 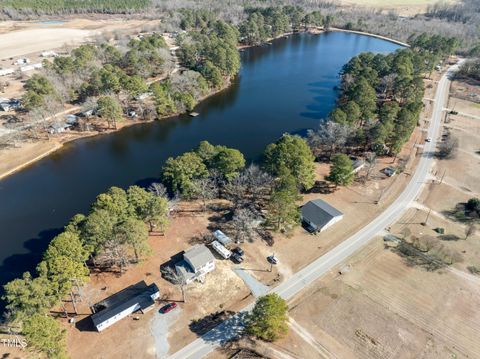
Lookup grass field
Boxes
[339,0,456,15]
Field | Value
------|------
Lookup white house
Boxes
[90,281,159,332]
[41,51,58,57]
[20,63,42,72]
[175,244,215,284]
[301,199,343,233]
[14,58,29,65]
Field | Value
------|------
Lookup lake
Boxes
[0,32,400,310]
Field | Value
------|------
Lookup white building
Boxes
[41,51,58,57]
[300,199,344,233]
[90,281,159,332]
[0,68,14,77]
[20,63,42,72]
[175,244,215,284]
[14,58,29,65]
[211,240,231,259]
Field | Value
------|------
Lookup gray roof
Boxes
[90,281,159,328]
[301,199,343,229]
[184,244,214,269]
[175,260,196,282]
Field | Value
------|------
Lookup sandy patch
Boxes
[0,28,95,60]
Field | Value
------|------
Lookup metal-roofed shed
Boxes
[300,199,343,233]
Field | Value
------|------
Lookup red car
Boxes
[159,302,177,314]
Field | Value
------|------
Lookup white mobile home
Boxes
[90,281,159,332]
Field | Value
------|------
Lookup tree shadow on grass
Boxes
[190,311,249,344]
[389,242,446,272]
[305,180,334,194]
[438,234,462,241]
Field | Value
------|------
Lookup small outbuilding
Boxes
[90,281,159,332]
[300,199,343,233]
[352,158,365,173]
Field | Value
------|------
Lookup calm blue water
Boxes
[0,32,400,310]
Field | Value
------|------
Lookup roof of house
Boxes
[90,281,159,327]
[183,244,215,270]
[175,260,196,282]
[301,199,343,228]
[352,159,365,169]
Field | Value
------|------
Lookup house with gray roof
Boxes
[301,199,343,233]
[90,281,159,332]
[175,244,215,284]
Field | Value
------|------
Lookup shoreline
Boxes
[329,27,410,47]
[0,28,408,182]
[0,79,232,181]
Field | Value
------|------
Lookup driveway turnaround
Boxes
[167,62,462,359]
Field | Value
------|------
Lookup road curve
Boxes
[167,62,461,359]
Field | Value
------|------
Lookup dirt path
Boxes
[288,318,338,359]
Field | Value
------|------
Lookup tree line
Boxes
[2,0,477,52]
[2,185,169,358]
[238,6,332,45]
[307,33,458,174]
[0,0,150,14]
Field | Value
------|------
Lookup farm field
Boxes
[338,0,457,15]
[285,238,480,359]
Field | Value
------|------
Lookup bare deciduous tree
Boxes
[192,176,218,211]
[149,182,168,198]
[363,151,377,183]
[224,164,274,210]
[231,207,262,243]
[307,121,351,159]
[437,134,459,159]
[161,266,187,302]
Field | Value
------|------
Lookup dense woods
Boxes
[308,33,458,162]
[0,0,150,14]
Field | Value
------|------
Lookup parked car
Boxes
[267,255,279,265]
[232,247,244,256]
[231,253,244,263]
[159,302,177,314]
[425,137,432,142]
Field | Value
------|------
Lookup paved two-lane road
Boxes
[167,62,461,359]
